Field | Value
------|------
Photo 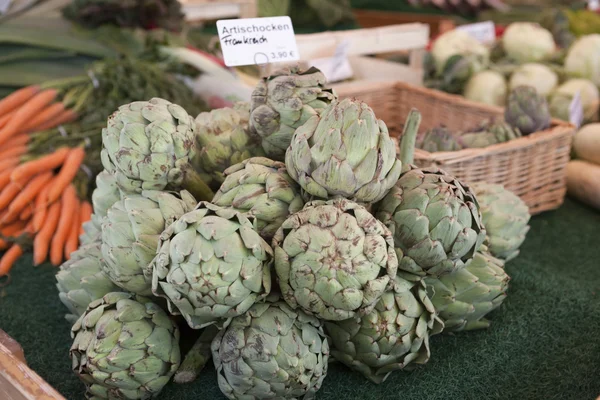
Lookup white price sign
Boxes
[569,91,584,129]
[589,0,600,11]
[456,21,496,44]
[216,16,299,67]
[309,40,353,83]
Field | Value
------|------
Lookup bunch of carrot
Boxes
[0,85,93,277]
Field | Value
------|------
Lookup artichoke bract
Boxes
[211,298,329,400]
[285,98,402,203]
[471,182,531,261]
[250,66,337,161]
[212,157,304,241]
[504,86,551,135]
[273,198,398,321]
[325,273,443,384]
[56,242,122,323]
[101,190,197,295]
[195,102,265,191]
[91,170,121,229]
[376,167,486,277]
[70,292,180,400]
[425,246,510,332]
[101,97,213,201]
[151,202,272,329]
[80,220,101,246]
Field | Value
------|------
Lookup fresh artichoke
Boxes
[417,126,464,152]
[70,292,181,400]
[151,202,272,329]
[471,182,531,261]
[249,66,336,161]
[325,272,443,384]
[195,102,265,191]
[101,189,197,295]
[376,167,486,277]
[211,297,329,400]
[80,220,101,246]
[56,242,122,323]
[458,120,522,148]
[504,86,551,135]
[101,97,213,201]
[425,246,510,332]
[91,170,121,229]
[212,157,304,241]
[439,54,474,94]
[273,198,398,321]
[286,98,402,203]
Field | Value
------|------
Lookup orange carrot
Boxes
[79,201,92,235]
[33,200,61,266]
[0,85,39,118]
[0,168,15,192]
[0,157,19,173]
[0,111,16,130]
[32,185,51,233]
[0,88,58,147]
[35,109,77,132]
[24,102,65,132]
[0,145,27,160]
[7,171,53,216]
[47,147,84,203]
[10,147,69,183]
[0,182,21,209]
[49,185,77,266]
[64,198,81,260]
[20,205,33,221]
[0,244,24,276]
[0,220,27,237]
[2,133,29,148]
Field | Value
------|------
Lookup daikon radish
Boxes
[566,160,600,210]
[573,123,600,165]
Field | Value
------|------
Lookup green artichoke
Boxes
[417,126,464,152]
[273,198,398,321]
[285,98,402,203]
[425,246,510,332]
[212,157,305,241]
[80,220,101,246]
[440,54,474,94]
[195,102,265,191]
[250,66,337,161]
[151,202,272,329]
[101,189,197,295]
[101,97,213,201]
[504,85,551,135]
[376,167,486,277]
[70,292,180,400]
[458,120,522,148]
[91,170,121,228]
[325,272,443,383]
[56,242,122,323]
[471,182,530,261]
[211,297,329,399]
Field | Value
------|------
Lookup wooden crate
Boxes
[0,330,65,399]
[264,23,429,87]
[336,81,575,215]
[353,9,456,38]
[180,0,257,23]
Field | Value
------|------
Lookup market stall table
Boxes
[0,198,599,400]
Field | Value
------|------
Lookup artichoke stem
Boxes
[399,108,422,170]
[173,326,217,384]
[183,169,215,202]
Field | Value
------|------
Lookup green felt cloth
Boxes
[1,197,599,400]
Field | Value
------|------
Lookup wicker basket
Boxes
[336,81,576,215]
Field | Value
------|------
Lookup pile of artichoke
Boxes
[56,66,531,399]
[417,85,551,153]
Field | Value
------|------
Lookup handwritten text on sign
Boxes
[217,17,299,67]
